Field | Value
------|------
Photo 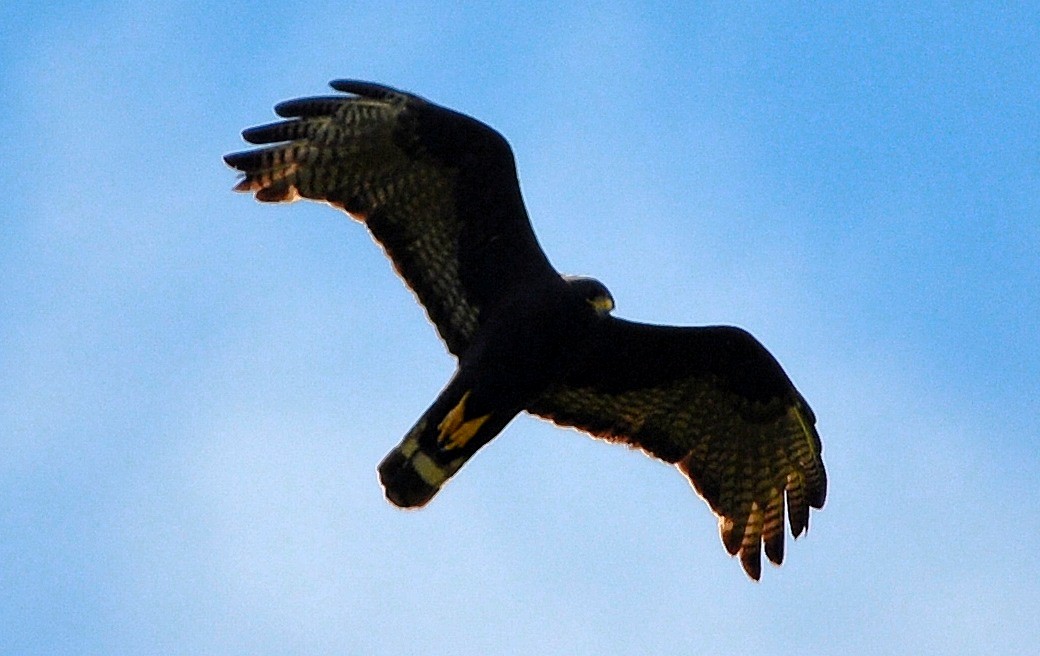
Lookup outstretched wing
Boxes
[527,319,826,580]
[224,80,557,356]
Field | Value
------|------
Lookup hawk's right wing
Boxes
[224,80,558,356]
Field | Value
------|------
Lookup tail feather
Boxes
[378,433,465,508]
[376,377,521,508]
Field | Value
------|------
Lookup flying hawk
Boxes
[224,81,826,580]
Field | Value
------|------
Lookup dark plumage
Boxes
[224,80,826,580]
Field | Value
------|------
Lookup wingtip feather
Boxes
[720,517,744,556]
[273,96,346,119]
[741,546,762,581]
[762,493,786,565]
[231,177,255,193]
[241,121,294,144]
[329,79,401,98]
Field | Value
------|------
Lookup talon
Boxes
[437,391,490,451]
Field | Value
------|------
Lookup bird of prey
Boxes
[224,80,826,580]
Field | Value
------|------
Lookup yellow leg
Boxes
[437,390,491,451]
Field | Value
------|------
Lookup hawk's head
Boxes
[564,275,614,316]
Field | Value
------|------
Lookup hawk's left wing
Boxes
[527,319,826,580]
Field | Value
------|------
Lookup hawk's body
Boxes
[225,81,826,580]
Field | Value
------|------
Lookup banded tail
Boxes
[378,385,519,508]
[378,429,462,508]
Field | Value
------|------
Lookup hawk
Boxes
[224,81,826,580]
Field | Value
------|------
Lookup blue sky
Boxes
[2,2,1038,654]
